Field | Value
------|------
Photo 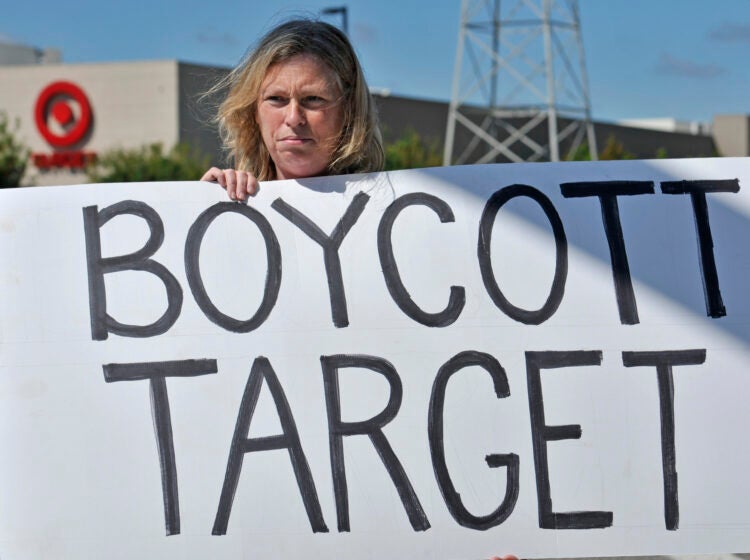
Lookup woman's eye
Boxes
[265,96,287,105]
[303,96,328,108]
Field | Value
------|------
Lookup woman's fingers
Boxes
[223,168,238,199]
[245,173,260,197]
[231,170,260,200]
[201,168,260,200]
[200,167,226,187]
[235,170,248,199]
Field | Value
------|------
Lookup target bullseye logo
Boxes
[34,81,93,148]
[31,80,97,170]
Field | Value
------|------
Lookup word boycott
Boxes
[82,179,740,339]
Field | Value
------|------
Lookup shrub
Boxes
[0,111,30,188]
[87,142,209,183]
[384,130,443,171]
[598,135,635,160]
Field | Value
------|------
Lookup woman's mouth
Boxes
[279,136,312,145]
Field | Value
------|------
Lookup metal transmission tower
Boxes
[443,0,597,165]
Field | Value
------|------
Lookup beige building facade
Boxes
[713,115,750,158]
[0,60,224,186]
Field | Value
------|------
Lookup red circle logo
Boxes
[34,81,93,148]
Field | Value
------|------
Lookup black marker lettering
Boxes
[184,202,281,332]
[660,179,740,318]
[378,192,465,327]
[321,354,430,532]
[428,350,519,529]
[622,349,707,531]
[525,350,613,529]
[213,357,328,535]
[102,359,218,536]
[83,201,183,340]
[273,192,369,328]
[560,181,655,325]
[478,185,567,324]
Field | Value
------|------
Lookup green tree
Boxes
[0,111,30,188]
[565,136,637,161]
[598,135,635,160]
[565,141,592,161]
[384,129,443,171]
[87,142,210,183]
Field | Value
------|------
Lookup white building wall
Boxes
[0,60,181,186]
[616,118,712,136]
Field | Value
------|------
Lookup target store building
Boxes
[0,59,225,186]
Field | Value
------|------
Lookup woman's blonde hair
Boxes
[213,19,384,180]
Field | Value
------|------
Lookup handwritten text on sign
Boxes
[1,159,749,559]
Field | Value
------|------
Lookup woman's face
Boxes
[257,54,345,180]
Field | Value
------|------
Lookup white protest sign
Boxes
[0,159,749,560]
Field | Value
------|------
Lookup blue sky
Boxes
[3,0,749,123]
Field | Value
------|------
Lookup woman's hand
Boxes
[201,167,259,201]
[489,555,519,560]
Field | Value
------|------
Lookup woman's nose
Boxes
[285,100,306,127]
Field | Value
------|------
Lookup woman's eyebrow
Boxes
[298,82,338,94]
[261,84,288,95]
[262,81,337,95]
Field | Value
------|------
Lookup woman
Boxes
[201,18,384,199]
[203,18,519,560]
